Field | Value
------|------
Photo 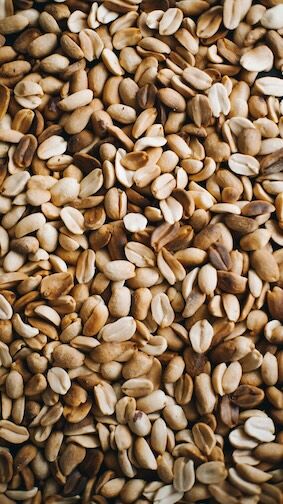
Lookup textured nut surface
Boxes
[0,1,282,501]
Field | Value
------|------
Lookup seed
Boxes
[60,207,85,235]
[103,260,135,281]
[52,344,85,369]
[244,416,275,442]
[158,88,186,112]
[50,177,80,206]
[240,46,274,72]
[163,404,188,430]
[196,461,227,484]
[228,467,261,496]
[47,367,71,395]
[255,77,283,97]
[0,421,29,443]
[151,292,175,328]
[15,213,46,238]
[128,410,151,436]
[0,294,13,320]
[159,8,183,36]
[236,463,272,484]
[251,249,279,282]
[173,458,194,492]
[123,213,147,232]
[192,422,216,456]
[229,153,260,176]
[37,135,67,160]
[182,66,212,91]
[100,317,136,342]
[5,370,23,399]
[189,319,214,353]
[0,14,29,35]
[134,438,157,471]
[253,443,283,464]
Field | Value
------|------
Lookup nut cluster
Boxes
[0,0,283,503]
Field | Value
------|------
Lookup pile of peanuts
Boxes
[0,0,282,503]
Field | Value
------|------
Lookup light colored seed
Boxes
[53,344,84,369]
[5,370,23,399]
[228,154,260,176]
[50,177,80,206]
[229,426,259,450]
[151,292,175,328]
[79,28,104,61]
[236,463,272,484]
[160,197,183,224]
[0,420,29,443]
[103,260,135,281]
[34,305,61,326]
[94,382,117,415]
[244,416,275,442]
[255,77,283,97]
[12,314,39,338]
[146,10,163,29]
[223,0,252,30]
[102,48,124,76]
[189,319,214,353]
[222,361,242,394]
[261,5,283,29]
[0,294,13,320]
[125,242,156,268]
[163,404,187,430]
[159,8,183,36]
[99,317,136,342]
[173,458,194,492]
[134,136,167,151]
[182,66,212,91]
[211,203,241,214]
[67,10,87,32]
[135,437,157,471]
[153,484,183,504]
[40,54,69,73]
[1,171,30,197]
[60,207,84,235]
[208,83,230,118]
[228,467,261,496]
[37,136,67,160]
[128,410,151,436]
[107,104,137,125]
[158,88,186,112]
[122,378,153,398]
[240,45,274,72]
[194,373,216,415]
[47,367,71,395]
[192,422,216,456]
[123,213,147,232]
[15,213,46,238]
[58,90,93,112]
[196,461,227,484]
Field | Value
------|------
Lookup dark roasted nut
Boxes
[13,134,37,168]
[217,271,247,294]
[219,396,239,428]
[209,244,232,271]
[231,385,265,408]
